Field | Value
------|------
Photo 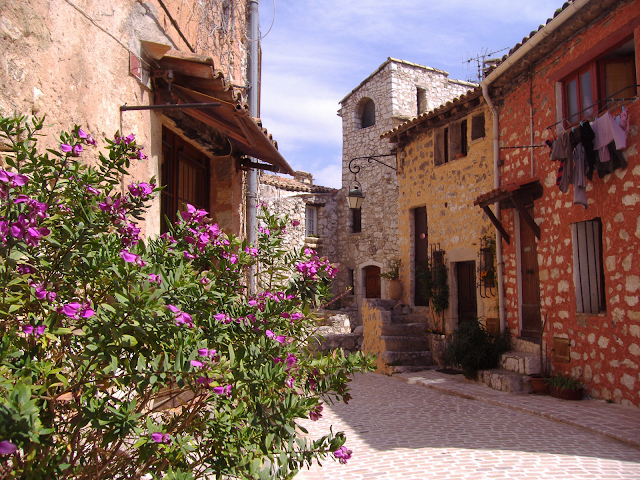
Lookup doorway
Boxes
[520,207,542,338]
[456,261,477,324]
[365,266,381,299]
[414,206,429,306]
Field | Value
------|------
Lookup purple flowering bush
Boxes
[0,116,373,479]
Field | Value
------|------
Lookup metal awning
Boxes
[144,45,294,175]
[474,178,543,245]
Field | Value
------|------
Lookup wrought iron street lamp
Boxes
[346,154,397,209]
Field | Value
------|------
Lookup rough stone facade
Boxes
[491,1,640,407]
[389,94,497,334]
[258,171,338,261]
[0,0,252,237]
[336,58,474,326]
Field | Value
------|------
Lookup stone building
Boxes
[472,0,640,407]
[383,88,497,336]
[258,171,338,260]
[0,0,292,238]
[335,57,474,325]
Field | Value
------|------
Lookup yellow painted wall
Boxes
[396,104,497,333]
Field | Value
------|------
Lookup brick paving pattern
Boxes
[295,372,640,480]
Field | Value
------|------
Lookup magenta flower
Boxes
[292,220,300,227]
[285,376,295,388]
[244,246,258,256]
[76,127,87,139]
[166,305,194,327]
[60,302,94,319]
[0,440,17,455]
[291,312,304,321]
[334,446,352,464]
[184,251,197,260]
[60,143,72,153]
[285,353,298,370]
[22,325,34,335]
[151,432,172,444]
[148,274,162,285]
[212,384,232,396]
[309,404,323,421]
[72,144,83,156]
[190,360,204,368]
[85,134,97,146]
[198,348,215,358]
[120,250,146,266]
[128,182,154,197]
[266,330,286,344]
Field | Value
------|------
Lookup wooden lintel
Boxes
[508,193,541,239]
[482,205,511,245]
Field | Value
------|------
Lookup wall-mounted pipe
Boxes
[247,0,259,294]
[479,0,591,333]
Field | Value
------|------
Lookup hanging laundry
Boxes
[573,144,587,209]
[550,131,572,161]
[592,111,627,153]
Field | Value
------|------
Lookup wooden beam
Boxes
[482,205,511,245]
[508,192,541,239]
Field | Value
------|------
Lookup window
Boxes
[361,99,375,128]
[572,218,606,314]
[305,205,317,236]
[434,118,468,166]
[351,208,361,233]
[161,127,210,233]
[562,39,636,125]
[471,114,485,140]
[417,87,427,115]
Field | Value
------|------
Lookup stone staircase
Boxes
[362,299,435,375]
[479,338,542,394]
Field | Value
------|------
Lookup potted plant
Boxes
[380,259,402,300]
[547,372,583,400]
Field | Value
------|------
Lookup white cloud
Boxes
[260,0,567,184]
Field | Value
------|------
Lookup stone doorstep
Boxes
[381,322,429,336]
[480,368,533,394]
[380,350,434,367]
[380,335,430,352]
[389,314,427,324]
[389,365,437,374]
[500,351,541,375]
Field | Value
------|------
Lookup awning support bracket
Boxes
[482,205,510,245]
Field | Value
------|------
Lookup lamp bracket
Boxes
[348,154,397,174]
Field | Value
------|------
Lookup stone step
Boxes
[480,368,533,394]
[380,335,430,352]
[390,314,427,324]
[388,365,434,374]
[500,351,541,375]
[380,350,433,367]
[381,323,428,336]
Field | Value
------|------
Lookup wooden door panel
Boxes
[457,261,477,324]
[365,266,381,299]
[520,207,542,338]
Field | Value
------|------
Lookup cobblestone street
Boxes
[295,372,640,480]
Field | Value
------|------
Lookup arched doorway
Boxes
[365,265,381,299]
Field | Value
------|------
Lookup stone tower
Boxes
[336,58,474,326]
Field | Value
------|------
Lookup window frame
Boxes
[572,218,606,315]
[305,205,318,237]
[351,208,361,233]
[561,38,636,127]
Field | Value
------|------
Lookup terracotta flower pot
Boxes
[530,375,550,395]
[388,279,403,300]
[549,385,583,400]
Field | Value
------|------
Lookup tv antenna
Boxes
[464,47,510,83]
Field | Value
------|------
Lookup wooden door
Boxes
[365,266,381,299]
[457,261,477,324]
[414,207,429,306]
[161,127,210,233]
[520,207,542,339]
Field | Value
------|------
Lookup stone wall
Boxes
[496,2,640,407]
[335,59,474,325]
[395,102,496,334]
[0,0,249,238]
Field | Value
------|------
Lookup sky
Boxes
[259,0,568,188]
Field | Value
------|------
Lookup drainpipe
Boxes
[479,0,591,333]
[247,0,259,293]
[481,83,506,333]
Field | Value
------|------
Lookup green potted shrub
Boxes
[547,372,583,400]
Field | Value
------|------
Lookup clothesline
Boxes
[544,83,640,132]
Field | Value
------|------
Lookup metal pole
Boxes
[247,0,259,294]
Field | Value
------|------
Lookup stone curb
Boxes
[393,370,640,450]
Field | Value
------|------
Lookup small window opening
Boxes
[361,100,375,128]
